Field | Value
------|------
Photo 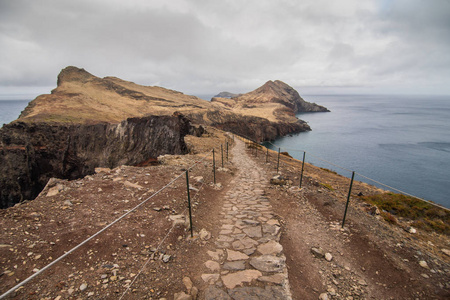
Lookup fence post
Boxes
[255,145,257,157]
[185,170,193,237]
[299,151,306,188]
[226,142,229,161]
[342,171,355,228]
[213,148,216,184]
[277,148,280,173]
[266,147,269,163]
[221,144,224,168]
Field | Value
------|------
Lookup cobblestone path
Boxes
[202,139,292,299]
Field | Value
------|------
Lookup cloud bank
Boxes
[1,0,449,97]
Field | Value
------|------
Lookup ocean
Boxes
[1,96,449,208]
[265,94,450,208]
[0,99,30,127]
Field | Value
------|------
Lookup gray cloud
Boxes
[1,0,449,97]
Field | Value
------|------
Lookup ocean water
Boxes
[265,94,450,208]
[0,100,30,127]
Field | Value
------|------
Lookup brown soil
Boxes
[1,130,449,300]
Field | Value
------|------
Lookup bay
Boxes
[266,94,450,208]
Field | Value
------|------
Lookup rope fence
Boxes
[0,136,232,300]
[235,133,450,215]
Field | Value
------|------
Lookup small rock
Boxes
[207,249,223,261]
[406,226,417,234]
[311,247,325,258]
[199,228,211,240]
[201,273,220,284]
[419,260,429,269]
[182,277,193,293]
[162,254,171,263]
[174,291,192,300]
[421,273,430,279]
[205,260,221,272]
[249,255,285,272]
[227,249,249,261]
[80,283,87,291]
[441,248,450,257]
[190,286,198,299]
[221,270,262,289]
[325,253,333,262]
[319,292,329,300]
[63,200,73,206]
[124,181,143,189]
[358,279,367,286]
[270,175,286,186]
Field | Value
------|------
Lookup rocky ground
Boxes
[1,127,449,299]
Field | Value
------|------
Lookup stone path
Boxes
[202,139,292,299]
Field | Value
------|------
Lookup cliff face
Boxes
[0,114,192,208]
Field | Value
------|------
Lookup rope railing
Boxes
[0,147,220,300]
[236,133,449,213]
[119,151,215,299]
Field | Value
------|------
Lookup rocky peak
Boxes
[234,80,329,113]
[56,66,96,86]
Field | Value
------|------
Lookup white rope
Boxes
[239,134,449,211]
[120,152,214,298]
[118,206,187,300]
[188,149,213,171]
[0,150,215,300]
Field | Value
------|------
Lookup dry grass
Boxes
[361,193,450,234]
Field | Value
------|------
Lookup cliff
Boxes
[0,114,193,208]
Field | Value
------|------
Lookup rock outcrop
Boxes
[212,80,329,114]
[18,67,327,142]
[0,114,192,208]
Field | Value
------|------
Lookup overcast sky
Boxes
[1,0,450,99]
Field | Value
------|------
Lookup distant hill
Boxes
[213,91,242,99]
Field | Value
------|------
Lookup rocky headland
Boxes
[0,66,327,208]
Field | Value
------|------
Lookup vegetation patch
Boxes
[319,183,334,191]
[361,193,449,235]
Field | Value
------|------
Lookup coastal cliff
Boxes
[0,114,192,208]
[18,66,327,141]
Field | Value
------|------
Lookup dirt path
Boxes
[199,138,292,299]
